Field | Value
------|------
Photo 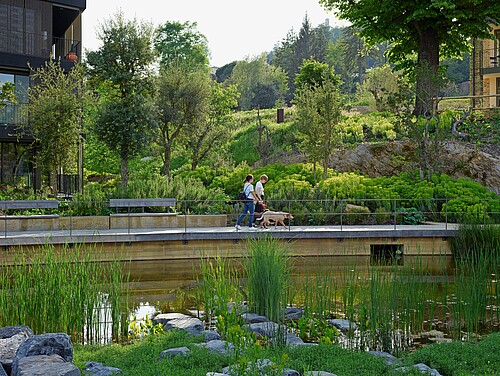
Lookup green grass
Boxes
[72,330,500,376]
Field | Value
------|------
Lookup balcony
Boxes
[0,30,81,63]
[480,48,500,74]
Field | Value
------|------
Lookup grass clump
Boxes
[0,243,128,343]
[245,236,290,323]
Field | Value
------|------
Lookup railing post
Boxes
[184,200,187,234]
[445,198,448,230]
[340,200,343,231]
[393,198,397,230]
[288,199,291,231]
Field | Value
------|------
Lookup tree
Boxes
[295,63,344,180]
[362,65,411,113]
[320,0,500,114]
[25,59,88,194]
[86,12,157,190]
[155,21,210,71]
[228,54,288,110]
[155,65,211,177]
[0,81,15,108]
[184,82,239,170]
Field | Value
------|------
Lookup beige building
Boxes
[471,25,500,108]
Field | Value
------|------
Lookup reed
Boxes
[245,237,290,324]
[0,244,129,344]
[198,253,243,334]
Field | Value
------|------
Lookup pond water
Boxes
[124,254,499,353]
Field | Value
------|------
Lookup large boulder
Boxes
[14,354,80,376]
[0,332,30,373]
[0,327,34,340]
[12,333,73,376]
[84,361,123,375]
[153,313,204,335]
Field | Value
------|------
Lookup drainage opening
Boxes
[370,244,404,266]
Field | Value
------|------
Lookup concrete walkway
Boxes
[0,223,459,247]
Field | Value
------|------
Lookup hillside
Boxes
[232,108,500,195]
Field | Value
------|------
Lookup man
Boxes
[255,174,268,213]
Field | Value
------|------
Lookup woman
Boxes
[235,174,262,230]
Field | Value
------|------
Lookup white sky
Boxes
[82,0,345,67]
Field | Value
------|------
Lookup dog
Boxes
[256,211,294,229]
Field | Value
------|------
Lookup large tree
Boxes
[155,21,210,71]
[184,82,239,170]
[228,54,288,110]
[295,60,344,180]
[25,59,88,194]
[319,0,500,114]
[86,12,157,190]
[155,65,211,177]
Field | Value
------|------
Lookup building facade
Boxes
[0,0,85,191]
[471,25,500,109]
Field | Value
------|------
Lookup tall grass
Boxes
[0,244,129,344]
[245,237,290,324]
[198,254,243,334]
[450,222,500,260]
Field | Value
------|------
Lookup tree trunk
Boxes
[414,27,440,116]
[163,142,172,178]
[121,158,129,191]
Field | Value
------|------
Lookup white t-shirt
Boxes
[255,181,264,198]
[243,182,254,200]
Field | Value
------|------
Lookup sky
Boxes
[82,0,345,67]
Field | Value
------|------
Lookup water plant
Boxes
[0,243,129,344]
[245,236,290,324]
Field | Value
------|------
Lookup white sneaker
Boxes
[248,227,257,231]
[235,225,242,230]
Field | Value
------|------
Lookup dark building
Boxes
[0,0,86,192]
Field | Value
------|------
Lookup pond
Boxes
[125,253,499,353]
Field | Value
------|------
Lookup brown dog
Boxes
[257,211,294,229]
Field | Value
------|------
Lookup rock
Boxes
[12,333,73,376]
[304,372,337,376]
[368,351,402,366]
[202,330,221,341]
[395,363,442,375]
[84,361,123,375]
[284,332,304,346]
[0,332,30,373]
[0,326,34,339]
[15,354,80,376]
[246,322,286,338]
[196,340,234,355]
[283,308,304,321]
[153,313,204,335]
[159,347,191,360]
[240,313,268,324]
[344,204,370,213]
[206,373,227,376]
[329,319,357,331]
[283,368,300,376]
[152,312,190,325]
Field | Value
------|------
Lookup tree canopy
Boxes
[319,0,500,114]
[26,59,89,194]
[155,21,210,71]
[86,12,157,189]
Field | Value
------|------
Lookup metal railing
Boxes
[0,31,81,61]
[1,197,498,237]
[480,48,500,69]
